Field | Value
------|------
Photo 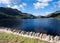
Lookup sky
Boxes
[0,0,60,16]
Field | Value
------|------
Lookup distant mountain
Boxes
[22,13,36,19]
[36,15,46,18]
[36,11,60,19]
[47,11,60,18]
[0,7,35,19]
[0,7,60,19]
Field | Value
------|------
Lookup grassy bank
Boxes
[0,32,52,43]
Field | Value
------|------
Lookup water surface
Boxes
[0,19,60,36]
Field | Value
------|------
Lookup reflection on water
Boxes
[0,19,60,36]
[0,19,20,28]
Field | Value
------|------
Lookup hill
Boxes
[0,7,35,19]
[47,11,60,18]
[0,7,60,19]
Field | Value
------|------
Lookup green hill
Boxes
[47,11,60,18]
[0,7,60,19]
[0,7,35,19]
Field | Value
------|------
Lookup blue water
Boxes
[0,19,60,36]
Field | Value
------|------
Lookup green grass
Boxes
[0,32,52,43]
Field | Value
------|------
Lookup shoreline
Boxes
[0,27,60,43]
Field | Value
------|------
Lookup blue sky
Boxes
[0,0,60,16]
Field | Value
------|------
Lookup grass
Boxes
[0,32,53,43]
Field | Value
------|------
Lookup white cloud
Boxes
[33,2,49,9]
[37,12,52,16]
[53,0,60,8]
[37,0,52,3]
[33,0,52,9]
[7,5,11,7]
[7,5,19,9]
[7,3,27,10]
[10,0,20,4]
[11,5,20,10]
[45,12,52,14]
[0,0,19,4]
[56,0,60,7]
[0,0,27,10]
[0,0,11,4]
[19,3,27,10]
[22,3,27,6]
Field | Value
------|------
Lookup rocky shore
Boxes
[0,27,60,43]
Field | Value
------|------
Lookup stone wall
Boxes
[0,27,60,43]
